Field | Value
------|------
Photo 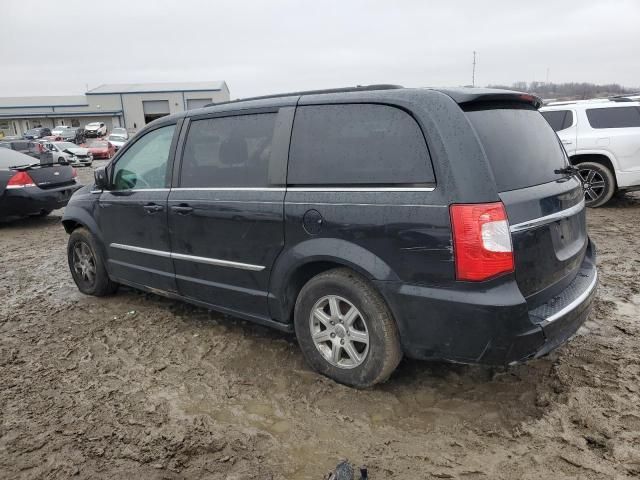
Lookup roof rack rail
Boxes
[203,84,404,108]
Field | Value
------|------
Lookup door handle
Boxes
[171,204,194,215]
[143,203,164,213]
[561,140,573,145]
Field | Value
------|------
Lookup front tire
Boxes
[67,227,118,296]
[294,268,402,388]
[576,161,616,208]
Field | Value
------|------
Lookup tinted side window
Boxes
[541,110,573,132]
[586,106,640,129]
[112,124,175,190]
[288,104,433,185]
[180,113,276,188]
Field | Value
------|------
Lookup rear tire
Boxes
[37,209,52,217]
[67,227,118,296]
[576,161,616,208]
[294,268,402,388]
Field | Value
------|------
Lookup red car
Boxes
[82,140,115,159]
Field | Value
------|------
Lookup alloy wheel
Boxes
[579,168,606,203]
[309,295,370,369]
[72,241,96,285]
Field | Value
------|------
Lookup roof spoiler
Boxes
[439,89,543,109]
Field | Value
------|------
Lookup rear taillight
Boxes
[6,171,36,189]
[450,202,514,281]
[72,168,78,178]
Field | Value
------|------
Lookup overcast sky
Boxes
[2,0,639,98]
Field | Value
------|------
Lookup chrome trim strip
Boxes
[287,187,435,192]
[509,200,585,233]
[285,201,442,207]
[543,270,598,325]
[110,188,171,192]
[93,188,171,194]
[109,243,265,272]
[110,243,171,258]
[170,252,264,271]
[172,187,285,192]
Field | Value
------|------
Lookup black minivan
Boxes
[63,86,597,387]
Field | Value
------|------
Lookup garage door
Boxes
[143,100,170,115]
[142,100,170,124]
[186,98,212,110]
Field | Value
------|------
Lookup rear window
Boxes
[541,110,574,132]
[288,104,434,185]
[466,107,566,192]
[586,106,640,129]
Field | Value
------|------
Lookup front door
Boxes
[168,110,291,320]
[98,123,178,292]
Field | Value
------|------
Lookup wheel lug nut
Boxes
[330,321,334,325]
[330,333,335,338]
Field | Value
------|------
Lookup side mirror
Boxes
[94,166,109,190]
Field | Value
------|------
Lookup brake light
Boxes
[6,171,36,189]
[72,167,78,178]
[450,202,514,281]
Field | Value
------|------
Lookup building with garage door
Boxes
[0,81,230,138]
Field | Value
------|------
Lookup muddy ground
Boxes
[1,164,639,479]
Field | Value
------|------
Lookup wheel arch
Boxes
[268,238,399,325]
[62,208,107,257]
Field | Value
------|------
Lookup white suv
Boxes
[84,122,107,138]
[540,99,640,207]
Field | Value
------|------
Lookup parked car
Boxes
[540,99,640,207]
[59,127,85,144]
[111,127,129,139]
[0,148,81,219]
[82,140,115,159]
[106,134,127,151]
[43,141,93,166]
[52,125,70,136]
[23,127,51,139]
[62,85,598,388]
[84,122,107,138]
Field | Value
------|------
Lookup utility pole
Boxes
[472,51,477,87]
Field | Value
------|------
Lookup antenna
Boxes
[472,51,477,87]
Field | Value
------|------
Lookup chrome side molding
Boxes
[109,243,265,272]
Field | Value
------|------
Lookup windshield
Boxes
[25,129,39,134]
[465,106,567,192]
[55,142,78,150]
[52,126,68,131]
[108,135,126,141]
[87,141,107,147]
[86,123,100,128]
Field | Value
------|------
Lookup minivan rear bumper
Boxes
[376,239,597,366]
